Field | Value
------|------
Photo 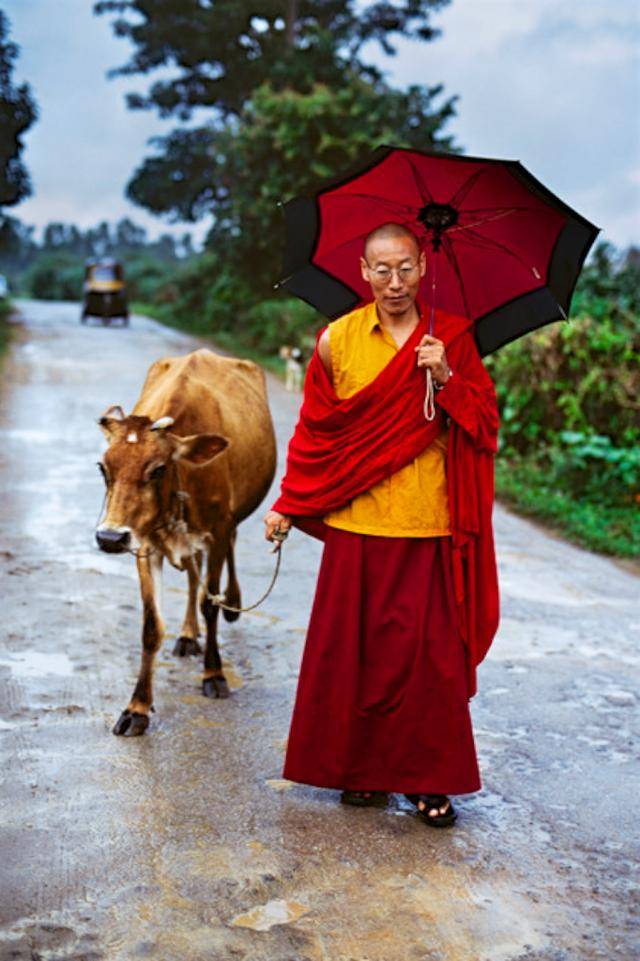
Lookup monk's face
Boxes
[360,235,426,316]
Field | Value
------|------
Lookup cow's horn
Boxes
[101,404,125,421]
[150,416,175,431]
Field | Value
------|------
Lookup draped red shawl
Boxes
[271,306,500,698]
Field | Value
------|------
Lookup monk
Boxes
[264,222,500,827]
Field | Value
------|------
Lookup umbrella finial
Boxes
[417,202,459,252]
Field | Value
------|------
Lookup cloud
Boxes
[368,0,639,247]
[4,0,209,245]
[507,5,640,66]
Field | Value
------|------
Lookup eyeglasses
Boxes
[364,261,420,285]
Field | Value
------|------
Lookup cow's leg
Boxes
[173,548,203,656]
[113,550,165,736]
[221,529,241,623]
[201,535,231,699]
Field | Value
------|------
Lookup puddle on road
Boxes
[229,898,310,932]
[0,650,74,678]
[68,550,140,580]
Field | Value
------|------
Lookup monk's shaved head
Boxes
[364,222,421,260]
[360,220,426,317]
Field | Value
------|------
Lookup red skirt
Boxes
[283,527,481,794]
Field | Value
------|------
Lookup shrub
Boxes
[240,298,320,354]
[484,308,639,454]
[25,254,84,300]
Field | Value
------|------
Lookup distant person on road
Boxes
[264,223,500,827]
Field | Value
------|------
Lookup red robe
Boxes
[271,306,500,698]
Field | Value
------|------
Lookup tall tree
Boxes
[0,212,36,272]
[96,1,458,223]
[129,77,458,288]
[115,216,148,251]
[95,0,450,119]
[96,1,459,304]
[0,11,37,208]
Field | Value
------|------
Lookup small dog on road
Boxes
[279,345,304,392]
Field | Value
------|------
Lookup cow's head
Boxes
[95,405,228,554]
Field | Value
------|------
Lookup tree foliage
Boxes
[484,241,640,511]
[0,12,37,208]
[95,0,459,287]
[128,77,459,296]
[94,0,451,119]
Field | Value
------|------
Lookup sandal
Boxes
[340,789,389,808]
[404,793,457,827]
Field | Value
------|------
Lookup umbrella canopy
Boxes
[277,145,600,356]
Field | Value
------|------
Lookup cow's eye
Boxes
[148,464,166,482]
[97,462,109,484]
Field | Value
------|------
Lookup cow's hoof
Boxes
[222,598,241,623]
[222,608,241,623]
[202,676,230,699]
[113,710,150,737]
[173,635,202,657]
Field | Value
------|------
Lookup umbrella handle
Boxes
[421,244,438,420]
[423,367,436,421]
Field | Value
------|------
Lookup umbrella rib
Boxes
[441,235,473,320]
[460,204,557,216]
[403,156,434,205]
[313,227,376,261]
[448,208,522,233]
[449,168,490,208]
[454,226,542,278]
[394,215,433,250]
[325,192,418,216]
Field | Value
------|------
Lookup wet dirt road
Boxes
[0,299,638,961]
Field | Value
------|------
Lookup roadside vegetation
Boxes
[0,10,36,361]
[486,243,640,559]
[0,295,15,357]
[0,216,194,302]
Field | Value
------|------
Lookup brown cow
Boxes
[95,347,277,736]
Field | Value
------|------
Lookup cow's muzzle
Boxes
[96,528,131,553]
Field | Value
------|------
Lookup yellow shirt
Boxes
[323,301,451,537]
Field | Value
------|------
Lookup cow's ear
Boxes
[98,405,126,438]
[170,433,229,466]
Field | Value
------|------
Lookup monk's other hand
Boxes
[415,334,451,385]
[264,510,292,542]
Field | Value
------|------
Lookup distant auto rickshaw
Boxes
[81,259,129,326]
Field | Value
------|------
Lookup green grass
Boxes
[0,299,16,357]
[495,455,640,559]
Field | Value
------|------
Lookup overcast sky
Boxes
[4,0,639,250]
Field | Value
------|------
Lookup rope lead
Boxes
[423,367,436,421]
[206,530,287,614]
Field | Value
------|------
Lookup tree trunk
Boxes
[285,0,298,48]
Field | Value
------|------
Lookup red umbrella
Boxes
[277,145,600,357]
